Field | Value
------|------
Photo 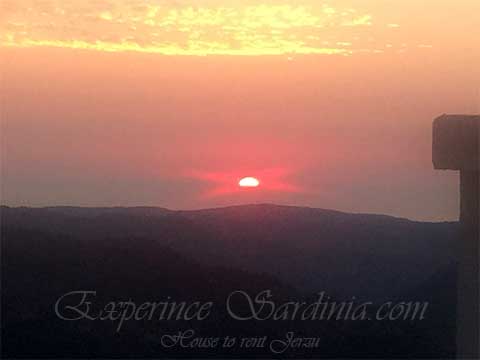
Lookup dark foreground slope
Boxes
[1,204,458,358]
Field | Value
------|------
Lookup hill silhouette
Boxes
[1,204,458,358]
[2,204,458,299]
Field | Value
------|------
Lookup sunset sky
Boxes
[1,0,479,220]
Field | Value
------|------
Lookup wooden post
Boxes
[433,114,479,359]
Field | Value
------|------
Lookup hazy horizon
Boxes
[0,201,462,223]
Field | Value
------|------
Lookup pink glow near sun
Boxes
[187,167,300,199]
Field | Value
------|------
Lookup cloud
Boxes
[0,1,388,56]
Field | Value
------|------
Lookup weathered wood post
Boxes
[433,114,479,359]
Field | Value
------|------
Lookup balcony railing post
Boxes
[432,114,479,359]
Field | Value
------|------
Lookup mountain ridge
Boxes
[0,203,457,224]
[1,203,458,300]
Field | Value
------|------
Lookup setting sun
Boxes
[239,177,260,188]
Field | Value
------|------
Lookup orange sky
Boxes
[1,1,479,220]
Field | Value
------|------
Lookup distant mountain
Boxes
[1,204,459,300]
